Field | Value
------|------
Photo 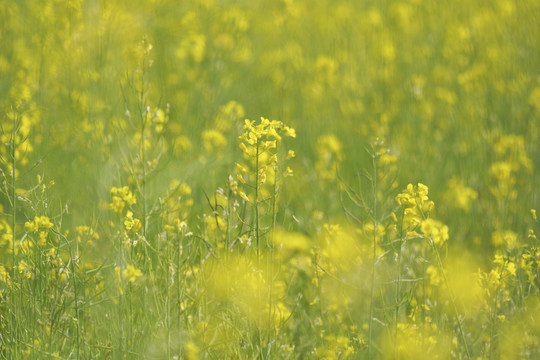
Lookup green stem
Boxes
[9,109,18,358]
[394,213,404,359]
[489,309,494,360]
[368,156,377,360]
[255,140,260,261]
[68,239,81,360]
[177,229,182,338]
[166,232,171,360]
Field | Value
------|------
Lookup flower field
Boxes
[1,0,539,358]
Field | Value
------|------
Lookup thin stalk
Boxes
[421,244,426,350]
[140,114,147,241]
[489,310,494,360]
[119,282,124,359]
[177,229,182,337]
[368,156,377,360]
[119,223,125,358]
[133,47,149,269]
[266,160,279,357]
[129,282,133,351]
[226,187,232,257]
[9,110,18,358]
[394,213,404,359]
[166,232,171,360]
[254,140,263,357]
[68,243,81,360]
[255,140,260,261]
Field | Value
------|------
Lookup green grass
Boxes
[1,0,539,358]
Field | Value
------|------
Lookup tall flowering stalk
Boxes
[394,183,470,359]
[236,117,295,259]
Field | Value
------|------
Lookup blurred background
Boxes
[1,0,538,263]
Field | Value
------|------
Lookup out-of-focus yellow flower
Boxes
[202,129,227,154]
[109,186,137,213]
[184,341,199,360]
[24,216,54,246]
[124,210,142,232]
[272,229,310,252]
[18,260,31,279]
[421,218,449,247]
[491,230,517,249]
[122,264,143,283]
[0,265,10,283]
[444,176,478,212]
[315,134,343,181]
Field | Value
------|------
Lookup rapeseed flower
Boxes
[24,216,54,246]
[109,186,137,213]
[122,264,143,283]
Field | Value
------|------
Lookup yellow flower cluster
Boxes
[145,107,168,134]
[239,117,296,151]
[24,216,54,246]
[395,183,434,240]
[478,264,511,308]
[315,134,344,182]
[520,249,540,285]
[489,134,532,200]
[420,218,449,247]
[0,264,10,284]
[0,108,39,178]
[444,176,478,212]
[0,218,13,254]
[202,129,227,155]
[17,260,32,280]
[114,264,143,295]
[236,117,296,201]
[394,183,451,247]
[75,225,99,245]
[124,210,142,232]
[314,334,355,359]
[213,101,245,132]
[122,264,143,283]
[491,230,518,249]
[109,186,137,213]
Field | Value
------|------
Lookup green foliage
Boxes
[0,0,539,358]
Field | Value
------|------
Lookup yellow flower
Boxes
[315,134,343,181]
[110,186,137,213]
[124,211,142,232]
[491,230,517,249]
[421,218,449,246]
[109,196,125,213]
[283,166,294,177]
[24,216,54,246]
[202,129,227,154]
[0,265,10,283]
[286,150,295,160]
[18,260,31,279]
[122,264,142,283]
[184,341,199,360]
